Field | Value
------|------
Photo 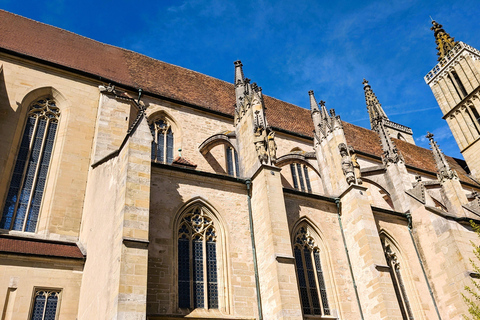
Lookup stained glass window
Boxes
[178,207,218,309]
[293,226,330,316]
[150,119,174,163]
[1,98,60,232]
[30,289,60,320]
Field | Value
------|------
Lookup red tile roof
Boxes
[172,156,198,168]
[0,236,84,259]
[0,10,477,186]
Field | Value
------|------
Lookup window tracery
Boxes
[293,226,330,316]
[30,289,61,320]
[150,118,174,163]
[382,238,414,320]
[1,97,60,232]
[178,207,218,309]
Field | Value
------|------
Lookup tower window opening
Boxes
[452,71,468,97]
[447,74,463,100]
[470,106,480,127]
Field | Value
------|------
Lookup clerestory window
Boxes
[1,98,60,232]
[225,145,240,177]
[150,118,174,163]
[293,226,330,316]
[30,289,61,320]
[178,207,218,309]
[290,163,312,193]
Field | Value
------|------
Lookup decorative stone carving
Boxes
[339,143,355,185]
[426,132,458,182]
[406,175,426,204]
[348,146,362,184]
[254,127,268,164]
[309,91,342,143]
[384,244,400,270]
[234,61,278,165]
[267,131,277,164]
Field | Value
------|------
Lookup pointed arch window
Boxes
[178,207,218,309]
[225,145,239,177]
[293,226,330,316]
[1,98,60,232]
[381,238,414,320]
[150,118,174,163]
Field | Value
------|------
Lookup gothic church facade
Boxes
[0,10,480,320]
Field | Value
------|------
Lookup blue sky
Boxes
[2,0,480,158]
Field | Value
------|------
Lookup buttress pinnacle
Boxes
[363,79,388,129]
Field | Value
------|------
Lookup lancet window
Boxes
[293,226,330,316]
[225,145,239,177]
[290,163,312,193]
[382,238,414,320]
[30,289,61,320]
[1,98,60,232]
[178,207,218,309]
[150,118,174,163]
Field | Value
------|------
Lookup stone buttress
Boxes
[234,61,303,320]
[310,90,403,319]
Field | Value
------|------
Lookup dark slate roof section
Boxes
[0,235,85,260]
[0,10,477,186]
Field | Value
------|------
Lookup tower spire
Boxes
[431,20,458,61]
[363,79,388,130]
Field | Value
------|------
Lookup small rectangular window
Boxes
[30,289,61,320]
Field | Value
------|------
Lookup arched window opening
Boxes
[471,106,480,126]
[397,133,406,141]
[451,71,468,98]
[225,145,239,177]
[178,207,218,309]
[293,226,330,316]
[381,238,414,320]
[290,163,312,193]
[447,74,463,100]
[1,97,60,232]
[150,118,174,163]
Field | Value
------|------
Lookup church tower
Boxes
[425,20,480,180]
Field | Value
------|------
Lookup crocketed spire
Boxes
[426,132,457,182]
[431,20,458,61]
[363,79,388,130]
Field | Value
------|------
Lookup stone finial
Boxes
[431,20,458,61]
[309,90,320,114]
[234,60,244,86]
[363,79,388,130]
[426,132,458,182]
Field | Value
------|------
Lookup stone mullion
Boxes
[447,115,467,150]
[463,106,480,138]
[445,72,462,103]
[22,119,50,232]
[455,62,474,93]
[9,116,39,230]
[438,79,457,109]
[465,55,480,85]
[456,109,475,143]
